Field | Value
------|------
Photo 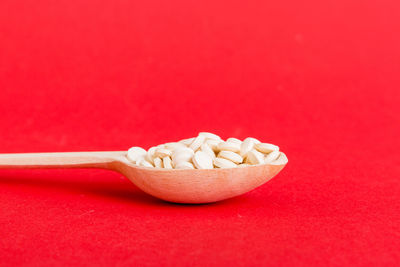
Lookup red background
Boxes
[1,0,399,266]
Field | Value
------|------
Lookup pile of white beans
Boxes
[126,132,286,169]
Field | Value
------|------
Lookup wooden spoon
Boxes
[0,151,287,203]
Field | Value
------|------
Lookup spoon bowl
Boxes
[0,151,287,203]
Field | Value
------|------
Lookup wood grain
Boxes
[0,151,287,203]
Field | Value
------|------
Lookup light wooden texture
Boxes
[0,151,287,203]
[0,152,126,169]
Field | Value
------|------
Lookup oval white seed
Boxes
[174,161,195,169]
[218,150,243,164]
[244,137,261,144]
[240,139,255,157]
[154,148,172,158]
[171,155,193,165]
[171,147,194,164]
[127,147,147,163]
[246,149,265,165]
[136,159,154,167]
[254,143,279,153]
[270,152,289,165]
[217,142,241,153]
[189,135,206,151]
[162,157,173,169]
[199,132,221,141]
[238,163,251,168]
[201,143,216,159]
[146,146,157,163]
[227,137,242,145]
[153,157,163,168]
[192,151,213,169]
[213,157,237,168]
[206,139,221,152]
[179,137,195,146]
[264,150,280,163]
[164,142,186,150]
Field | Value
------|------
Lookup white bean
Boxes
[270,152,288,165]
[155,148,172,158]
[227,137,242,145]
[153,157,163,168]
[244,137,261,144]
[240,138,255,157]
[146,146,157,163]
[238,163,250,168]
[189,135,206,151]
[213,157,237,168]
[199,132,221,141]
[192,151,213,169]
[264,150,280,163]
[254,143,279,153]
[218,151,243,164]
[164,142,186,150]
[171,147,194,165]
[246,149,265,165]
[162,156,173,169]
[136,158,154,167]
[206,139,221,152]
[217,142,241,153]
[175,161,195,169]
[127,147,147,163]
[179,137,195,146]
[201,143,216,159]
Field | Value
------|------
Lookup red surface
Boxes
[1,0,399,266]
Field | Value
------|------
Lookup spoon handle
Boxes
[0,151,126,169]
